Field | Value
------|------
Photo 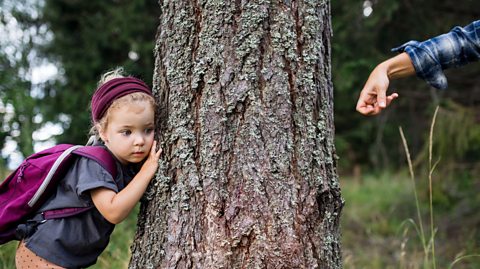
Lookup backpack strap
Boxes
[39,146,118,221]
[30,145,117,208]
[73,146,118,179]
[42,207,92,220]
[28,145,84,207]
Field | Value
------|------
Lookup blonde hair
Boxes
[97,67,125,86]
[88,67,155,145]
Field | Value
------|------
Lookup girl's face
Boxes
[99,100,155,164]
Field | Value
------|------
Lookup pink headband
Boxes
[91,77,152,122]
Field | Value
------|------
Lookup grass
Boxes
[0,241,17,269]
[342,106,480,269]
[341,172,418,268]
[341,171,480,269]
[399,107,480,269]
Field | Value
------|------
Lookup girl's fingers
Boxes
[150,140,162,158]
[150,141,156,155]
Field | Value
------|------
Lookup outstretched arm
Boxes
[91,141,161,224]
[356,52,415,116]
[357,20,480,116]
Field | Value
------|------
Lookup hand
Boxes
[356,53,415,116]
[91,141,162,224]
[356,64,399,116]
[140,140,162,178]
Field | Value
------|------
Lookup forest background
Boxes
[0,0,479,268]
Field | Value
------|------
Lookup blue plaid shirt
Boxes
[392,20,480,89]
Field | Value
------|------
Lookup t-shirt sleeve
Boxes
[74,157,118,196]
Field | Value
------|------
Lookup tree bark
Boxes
[130,0,343,268]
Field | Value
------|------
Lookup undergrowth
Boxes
[342,106,480,269]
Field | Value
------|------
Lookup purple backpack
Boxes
[0,144,117,244]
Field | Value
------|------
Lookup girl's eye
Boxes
[121,130,132,136]
[145,128,154,134]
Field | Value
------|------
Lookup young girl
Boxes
[15,68,161,268]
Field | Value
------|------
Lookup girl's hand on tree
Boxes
[91,141,162,224]
[140,140,162,179]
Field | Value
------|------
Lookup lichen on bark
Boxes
[129,1,343,268]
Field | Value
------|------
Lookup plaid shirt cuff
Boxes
[391,20,480,90]
[393,41,448,89]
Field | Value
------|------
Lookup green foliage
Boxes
[342,105,480,269]
[341,173,480,269]
[0,0,159,155]
[433,102,480,162]
[331,0,480,173]
[39,0,159,144]
[341,173,419,268]
[0,0,44,158]
[414,104,480,221]
[0,241,16,268]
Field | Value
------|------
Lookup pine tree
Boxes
[130,1,343,268]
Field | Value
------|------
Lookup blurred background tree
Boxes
[0,0,159,162]
[2,0,478,174]
[332,0,480,218]
[332,0,480,174]
[39,0,159,145]
[1,0,47,163]
[331,2,480,266]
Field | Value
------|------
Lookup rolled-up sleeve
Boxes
[392,20,480,89]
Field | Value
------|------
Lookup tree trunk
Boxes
[130,0,343,268]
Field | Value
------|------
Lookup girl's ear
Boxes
[97,124,108,143]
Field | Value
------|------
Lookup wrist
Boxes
[383,52,415,80]
[139,163,157,180]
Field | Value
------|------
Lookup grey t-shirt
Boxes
[24,149,137,268]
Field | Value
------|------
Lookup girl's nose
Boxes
[134,134,145,146]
